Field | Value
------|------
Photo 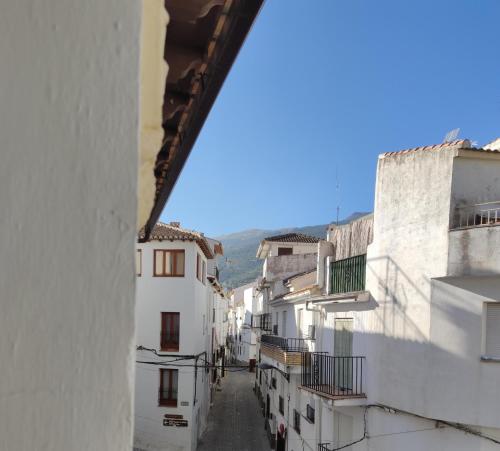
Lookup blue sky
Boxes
[161,0,500,237]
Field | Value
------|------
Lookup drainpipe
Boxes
[316,398,323,450]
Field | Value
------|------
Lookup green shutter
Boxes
[330,254,366,294]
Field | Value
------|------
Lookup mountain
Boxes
[216,212,370,289]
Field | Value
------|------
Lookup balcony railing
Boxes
[330,254,366,295]
[251,313,272,332]
[301,352,365,398]
[318,444,333,451]
[261,334,312,352]
[452,201,500,229]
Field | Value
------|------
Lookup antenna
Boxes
[443,128,460,143]
[335,168,340,225]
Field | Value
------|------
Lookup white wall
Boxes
[135,240,211,451]
[0,2,140,450]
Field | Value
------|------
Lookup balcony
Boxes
[330,254,366,295]
[251,313,272,332]
[452,201,500,230]
[260,334,313,366]
[301,352,366,400]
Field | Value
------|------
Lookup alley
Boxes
[197,370,271,451]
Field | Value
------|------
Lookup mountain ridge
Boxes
[216,212,370,289]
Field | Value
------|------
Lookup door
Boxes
[297,309,303,338]
[276,431,286,451]
[334,318,353,391]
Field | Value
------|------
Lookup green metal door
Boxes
[334,318,353,391]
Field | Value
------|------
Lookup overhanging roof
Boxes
[140,0,264,241]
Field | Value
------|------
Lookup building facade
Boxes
[254,140,500,451]
[134,223,227,451]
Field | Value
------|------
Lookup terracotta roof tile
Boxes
[138,222,214,259]
[263,233,320,244]
[381,139,470,157]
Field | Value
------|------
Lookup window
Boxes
[271,377,277,389]
[196,253,201,281]
[281,311,287,337]
[279,396,284,415]
[202,260,206,285]
[485,303,500,359]
[278,247,293,256]
[212,308,216,323]
[259,370,262,385]
[136,249,142,276]
[306,404,315,423]
[161,312,180,351]
[159,368,178,407]
[293,409,300,434]
[154,250,185,277]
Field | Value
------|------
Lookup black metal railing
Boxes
[251,313,272,331]
[318,443,333,451]
[301,352,365,397]
[330,254,366,295]
[261,334,312,352]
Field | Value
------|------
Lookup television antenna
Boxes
[335,168,340,225]
[443,128,460,143]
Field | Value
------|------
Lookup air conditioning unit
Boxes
[308,325,316,340]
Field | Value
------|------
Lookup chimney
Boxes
[169,221,181,228]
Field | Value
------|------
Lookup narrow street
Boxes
[197,370,271,451]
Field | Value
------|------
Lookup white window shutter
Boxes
[486,303,500,358]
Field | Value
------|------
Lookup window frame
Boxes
[153,249,185,277]
[306,404,315,423]
[483,302,500,360]
[136,249,142,276]
[159,368,178,407]
[293,409,301,434]
[196,253,201,281]
[277,247,293,256]
[279,396,284,415]
[161,312,180,352]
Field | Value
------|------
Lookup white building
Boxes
[231,281,259,365]
[255,139,500,451]
[253,233,320,450]
[0,2,261,449]
[134,222,226,451]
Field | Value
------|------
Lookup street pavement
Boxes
[197,369,271,451]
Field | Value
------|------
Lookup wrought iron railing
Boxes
[301,352,365,397]
[251,313,272,331]
[261,334,312,352]
[330,254,366,295]
[318,443,333,451]
[452,201,500,229]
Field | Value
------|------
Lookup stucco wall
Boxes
[266,253,318,283]
[363,149,455,414]
[0,2,140,450]
[135,240,210,451]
